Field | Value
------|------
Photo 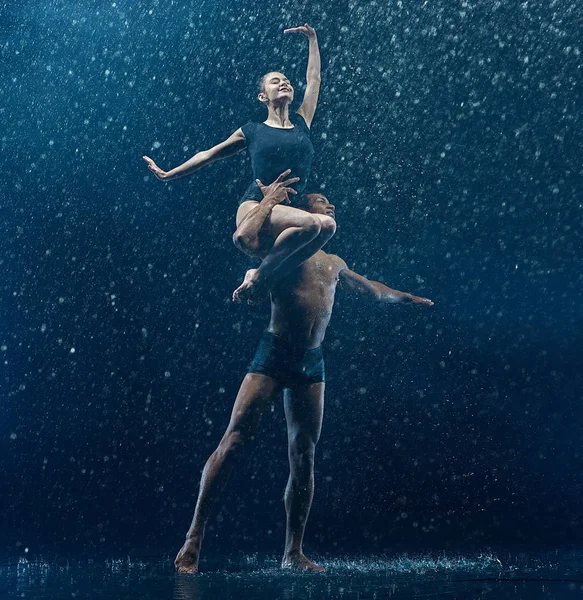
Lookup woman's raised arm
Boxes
[284,24,321,128]
[143,128,246,181]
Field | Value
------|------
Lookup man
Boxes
[174,174,433,574]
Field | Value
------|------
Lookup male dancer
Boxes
[175,173,433,573]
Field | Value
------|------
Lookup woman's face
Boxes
[259,72,294,105]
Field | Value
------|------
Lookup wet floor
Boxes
[2,551,583,599]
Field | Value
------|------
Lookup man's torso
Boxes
[268,250,342,349]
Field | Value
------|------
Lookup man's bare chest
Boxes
[303,254,340,287]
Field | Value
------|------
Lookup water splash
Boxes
[3,551,583,599]
[323,552,502,574]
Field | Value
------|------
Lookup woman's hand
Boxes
[142,156,169,180]
[286,23,321,128]
[284,23,317,40]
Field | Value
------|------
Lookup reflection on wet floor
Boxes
[2,551,583,599]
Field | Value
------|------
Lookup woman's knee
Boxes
[232,230,261,257]
[301,215,322,238]
[316,215,336,238]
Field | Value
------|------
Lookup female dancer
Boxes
[143,24,336,303]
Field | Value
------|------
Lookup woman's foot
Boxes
[281,551,325,572]
[232,269,270,304]
[174,537,201,574]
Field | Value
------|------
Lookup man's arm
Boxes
[232,170,299,257]
[335,257,434,305]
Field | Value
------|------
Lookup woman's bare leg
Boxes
[270,213,336,278]
[233,203,336,303]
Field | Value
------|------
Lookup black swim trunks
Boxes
[247,331,325,388]
[239,113,314,205]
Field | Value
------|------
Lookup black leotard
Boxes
[239,112,314,205]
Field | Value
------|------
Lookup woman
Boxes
[143,24,336,303]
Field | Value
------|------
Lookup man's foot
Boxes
[174,538,201,574]
[232,269,270,304]
[281,552,325,572]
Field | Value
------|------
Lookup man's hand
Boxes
[256,169,300,207]
[284,23,317,40]
[405,293,434,306]
[143,155,169,180]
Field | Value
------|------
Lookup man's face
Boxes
[307,194,335,219]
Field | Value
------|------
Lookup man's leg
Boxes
[281,382,325,572]
[175,373,281,573]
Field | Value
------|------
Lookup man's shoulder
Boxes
[315,252,348,276]
[321,252,348,270]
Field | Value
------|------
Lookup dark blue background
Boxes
[1,0,581,556]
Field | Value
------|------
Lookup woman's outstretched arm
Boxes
[143,128,246,181]
[285,24,321,128]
